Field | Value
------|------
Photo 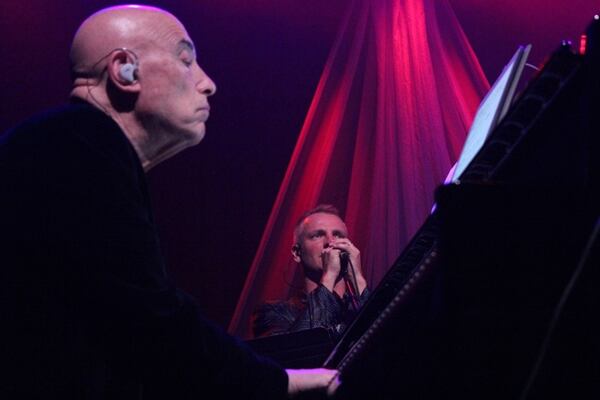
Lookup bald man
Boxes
[0,5,337,399]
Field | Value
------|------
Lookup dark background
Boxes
[1,0,598,328]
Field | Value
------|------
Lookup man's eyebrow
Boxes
[177,39,196,54]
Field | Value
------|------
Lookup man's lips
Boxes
[196,105,210,121]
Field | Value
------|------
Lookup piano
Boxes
[324,15,599,399]
[248,16,600,399]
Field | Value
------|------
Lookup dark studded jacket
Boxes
[252,284,370,339]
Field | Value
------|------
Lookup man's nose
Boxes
[324,233,335,245]
[196,67,217,96]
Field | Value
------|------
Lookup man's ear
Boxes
[291,244,301,263]
[106,50,140,92]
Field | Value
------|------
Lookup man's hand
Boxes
[320,246,344,291]
[286,368,340,398]
[327,239,367,294]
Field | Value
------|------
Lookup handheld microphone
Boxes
[339,251,350,275]
[339,250,360,311]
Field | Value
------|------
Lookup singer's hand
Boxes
[320,245,344,291]
[328,238,367,295]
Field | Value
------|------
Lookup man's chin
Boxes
[185,124,206,145]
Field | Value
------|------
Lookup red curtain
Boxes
[229,0,489,339]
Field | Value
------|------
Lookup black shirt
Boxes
[0,102,287,399]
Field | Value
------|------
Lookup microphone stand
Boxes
[341,254,360,311]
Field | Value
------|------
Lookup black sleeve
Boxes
[1,107,288,399]
[62,120,288,399]
[252,302,299,338]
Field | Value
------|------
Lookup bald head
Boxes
[70,5,185,80]
[69,4,216,171]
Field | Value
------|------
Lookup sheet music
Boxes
[450,44,532,183]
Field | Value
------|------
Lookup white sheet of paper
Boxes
[451,44,532,183]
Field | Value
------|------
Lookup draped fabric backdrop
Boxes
[229,0,490,339]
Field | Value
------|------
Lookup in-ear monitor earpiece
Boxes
[119,63,137,83]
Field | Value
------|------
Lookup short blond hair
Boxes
[293,204,342,244]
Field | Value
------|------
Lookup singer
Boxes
[252,204,369,338]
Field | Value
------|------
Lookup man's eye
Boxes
[182,58,193,67]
